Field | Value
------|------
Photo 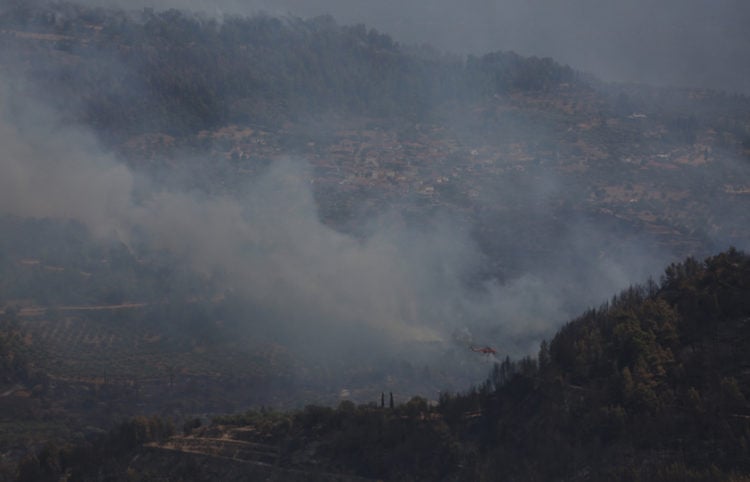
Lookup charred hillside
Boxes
[15,249,750,481]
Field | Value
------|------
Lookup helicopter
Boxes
[470,345,497,356]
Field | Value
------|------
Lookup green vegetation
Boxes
[15,416,174,482]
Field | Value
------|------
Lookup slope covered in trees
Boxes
[0,1,577,139]
[14,249,750,480]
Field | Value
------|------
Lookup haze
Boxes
[1,0,748,396]
[0,70,663,376]
[77,0,750,94]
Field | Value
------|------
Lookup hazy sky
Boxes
[79,0,750,94]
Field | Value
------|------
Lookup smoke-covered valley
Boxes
[1,1,749,411]
[0,70,666,390]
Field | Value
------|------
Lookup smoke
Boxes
[0,72,669,379]
[0,82,135,239]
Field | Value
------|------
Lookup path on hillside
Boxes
[0,384,24,398]
[16,294,226,317]
[18,302,151,317]
[147,429,378,482]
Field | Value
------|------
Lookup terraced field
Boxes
[15,303,296,393]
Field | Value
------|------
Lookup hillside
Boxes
[13,249,750,480]
[2,2,749,278]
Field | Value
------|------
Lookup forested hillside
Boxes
[0,2,577,138]
[13,249,750,480]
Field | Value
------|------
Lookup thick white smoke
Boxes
[0,73,667,368]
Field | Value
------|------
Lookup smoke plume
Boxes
[0,73,666,371]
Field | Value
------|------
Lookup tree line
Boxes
[1,2,579,140]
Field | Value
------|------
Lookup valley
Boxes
[0,2,750,480]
